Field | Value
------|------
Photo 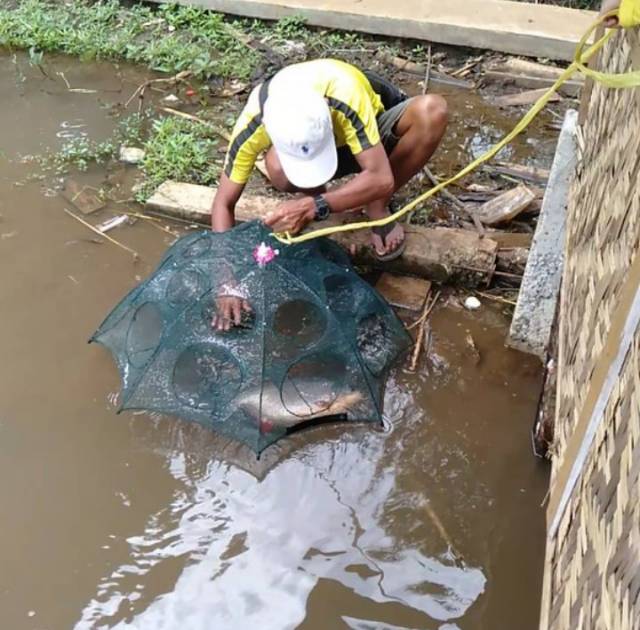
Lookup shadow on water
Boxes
[0,52,548,630]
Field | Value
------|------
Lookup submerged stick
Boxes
[475,291,517,306]
[119,210,180,237]
[408,289,441,331]
[424,500,464,564]
[63,208,139,260]
[124,70,192,109]
[408,290,440,371]
[159,106,211,127]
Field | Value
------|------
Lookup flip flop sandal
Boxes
[372,220,407,262]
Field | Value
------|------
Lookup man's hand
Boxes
[212,296,252,332]
[601,0,621,27]
[264,197,316,234]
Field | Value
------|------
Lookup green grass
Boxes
[40,113,146,173]
[137,115,222,201]
[1,0,379,199]
[0,0,260,79]
[39,112,222,201]
[0,0,368,80]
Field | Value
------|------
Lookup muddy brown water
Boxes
[1,52,549,629]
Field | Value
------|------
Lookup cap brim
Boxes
[278,135,338,190]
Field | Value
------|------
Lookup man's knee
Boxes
[416,94,448,131]
[265,149,296,192]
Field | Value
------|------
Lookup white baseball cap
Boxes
[263,82,337,189]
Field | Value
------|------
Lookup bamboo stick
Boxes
[63,208,140,260]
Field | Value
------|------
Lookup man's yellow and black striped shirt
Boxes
[223,59,385,185]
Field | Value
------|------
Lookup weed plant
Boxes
[137,116,221,201]
[0,0,259,79]
[0,1,371,79]
[41,113,146,173]
[1,1,416,201]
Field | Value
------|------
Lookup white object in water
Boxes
[119,147,145,164]
[464,296,481,311]
[161,94,181,106]
[96,215,129,234]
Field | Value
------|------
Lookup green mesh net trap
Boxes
[91,220,411,453]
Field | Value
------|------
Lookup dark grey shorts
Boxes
[332,98,412,180]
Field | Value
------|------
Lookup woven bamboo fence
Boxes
[540,26,640,629]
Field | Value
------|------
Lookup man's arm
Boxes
[264,143,394,233]
[211,174,245,232]
[210,174,252,330]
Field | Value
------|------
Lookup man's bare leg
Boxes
[368,94,448,256]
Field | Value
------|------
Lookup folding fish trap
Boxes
[91,220,410,453]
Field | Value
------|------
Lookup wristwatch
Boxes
[313,195,332,221]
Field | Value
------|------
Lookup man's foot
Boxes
[371,218,406,261]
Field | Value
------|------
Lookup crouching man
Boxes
[211,58,447,329]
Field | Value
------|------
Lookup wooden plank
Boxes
[484,70,583,97]
[149,0,597,61]
[493,88,562,108]
[61,180,105,215]
[375,273,431,311]
[485,162,550,185]
[485,231,533,249]
[146,180,498,286]
[492,57,585,82]
[474,184,536,225]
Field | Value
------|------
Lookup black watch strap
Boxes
[313,195,331,221]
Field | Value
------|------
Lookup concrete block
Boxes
[146,181,498,286]
[507,109,578,358]
[149,0,596,61]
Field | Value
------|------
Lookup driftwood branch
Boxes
[125,71,192,110]
[408,289,441,371]
[422,45,432,95]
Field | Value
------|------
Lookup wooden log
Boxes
[484,162,550,185]
[496,246,529,275]
[474,184,536,225]
[452,227,531,269]
[483,70,582,97]
[146,180,498,286]
[145,180,281,224]
[493,87,562,108]
[493,57,584,83]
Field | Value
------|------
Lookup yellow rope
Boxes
[273,11,640,246]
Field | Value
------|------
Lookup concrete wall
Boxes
[149,0,596,60]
